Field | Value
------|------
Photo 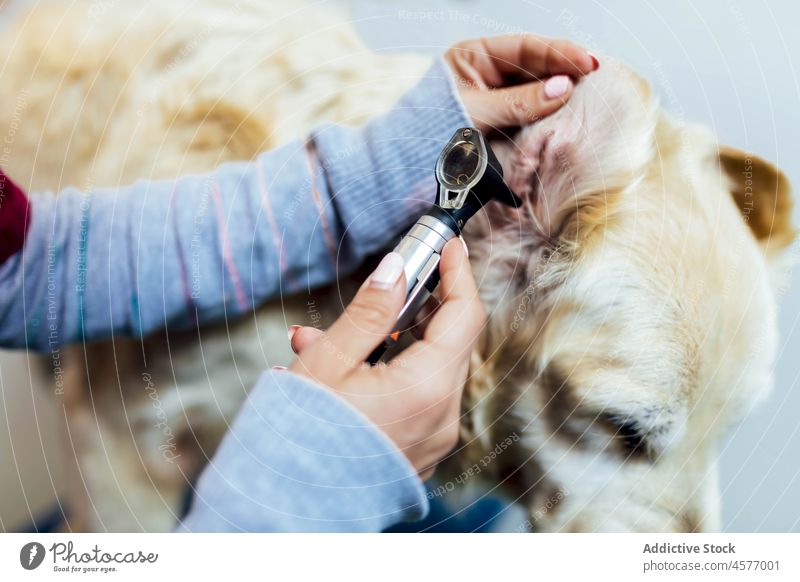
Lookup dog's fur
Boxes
[0,0,794,532]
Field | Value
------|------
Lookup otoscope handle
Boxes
[366,127,519,365]
[366,214,457,365]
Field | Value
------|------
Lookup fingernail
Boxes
[272,365,287,371]
[287,325,301,353]
[587,51,600,70]
[459,236,469,258]
[544,75,572,99]
[369,252,404,289]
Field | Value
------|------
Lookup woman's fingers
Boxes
[393,238,485,372]
[421,238,485,353]
[497,34,597,78]
[450,34,597,85]
[288,325,324,354]
[460,74,574,131]
[292,252,407,382]
[445,34,598,131]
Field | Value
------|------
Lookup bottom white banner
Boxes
[0,533,797,580]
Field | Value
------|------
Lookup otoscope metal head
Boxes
[434,127,521,231]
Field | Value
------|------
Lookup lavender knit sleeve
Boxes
[0,58,470,350]
[176,369,428,532]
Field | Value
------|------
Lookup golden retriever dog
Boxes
[0,0,794,532]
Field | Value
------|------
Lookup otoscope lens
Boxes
[442,141,480,187]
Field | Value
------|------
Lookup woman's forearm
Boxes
[0,58,470,350]
[176,369,428,532]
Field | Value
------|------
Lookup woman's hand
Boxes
[286,239,484,479]
[444,34,599,131]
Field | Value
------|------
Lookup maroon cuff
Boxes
[0,169,31,263]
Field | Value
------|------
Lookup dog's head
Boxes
[463,61,795,531]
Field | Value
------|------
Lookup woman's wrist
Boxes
[309,57,472,255]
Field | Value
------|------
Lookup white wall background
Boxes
[1,0,797,532]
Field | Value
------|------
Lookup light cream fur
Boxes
[0,0,793,532]
[461,61,794,531]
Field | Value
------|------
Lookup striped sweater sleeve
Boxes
[0,58,471,350]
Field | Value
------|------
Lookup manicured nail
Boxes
[272,365,287,371]
[459,236,469,258]
[544,75,572,100]
[369,252,404,289]
[587,52,600,70]
[288,325,301,353]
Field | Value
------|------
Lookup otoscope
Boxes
[367,127,521,365]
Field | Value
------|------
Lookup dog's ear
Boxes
[718,146,795,256]
[498,62,659,243]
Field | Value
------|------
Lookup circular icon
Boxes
[20,542,46,570]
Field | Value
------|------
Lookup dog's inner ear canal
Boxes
[499,65,659,242]
[718,146,795,253]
